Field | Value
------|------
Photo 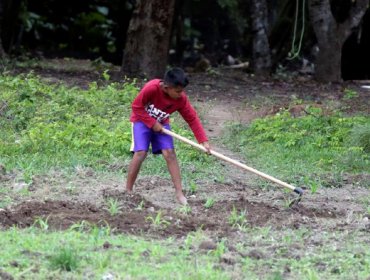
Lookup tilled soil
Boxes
[1,180,369,238]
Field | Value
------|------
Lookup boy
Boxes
[126,67,210,205]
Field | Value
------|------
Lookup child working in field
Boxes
[126,67,210,205]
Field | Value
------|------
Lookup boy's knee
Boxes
[134,151,147,162]
[162,149,177,161]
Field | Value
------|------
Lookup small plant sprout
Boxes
[33,216,50,231]
[69,220,92,232]
[177,204,192,215]
[283,196,296,209]
[188,181,198,194]
[303,176,321,194]
[66,183,76,194]
[135,200,145,211]
[106,198,122,216]
[228,206,248,229]
[146,211,170,228]
[216,174,225,183]
[204,198,216,209]
[343,88,359,100]
[213,239,227,258]
[309,179,320,194]
[102,69,110,81]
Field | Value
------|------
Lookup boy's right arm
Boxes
[131,85,157,128]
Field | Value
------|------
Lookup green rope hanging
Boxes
[288,0,306,60]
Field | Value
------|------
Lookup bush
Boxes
[350,123,370,153]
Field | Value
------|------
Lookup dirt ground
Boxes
[1,64,370,255]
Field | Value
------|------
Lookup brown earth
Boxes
[1,62,370,240]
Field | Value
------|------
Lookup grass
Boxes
[223,109,370,188]
[1,70,369,279]
[0,225,369,279]
[0,73,222,183]
[0,227,228,279]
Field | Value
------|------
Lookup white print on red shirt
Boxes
[145,104,170,123]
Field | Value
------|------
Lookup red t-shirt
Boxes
[130,79,208,143]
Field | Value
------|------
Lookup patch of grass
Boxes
[0,73,222,182]
[204,198,216,209]
[0,73,137,173]
[146,211,170,229]
[228,205,248,230]
[176,204,192,215]
[350,123,370,153]
[33,216,50,231]
[49,247,79,271]
[105,198,122,216]
[224,109,370,186]
[0,227,228,279]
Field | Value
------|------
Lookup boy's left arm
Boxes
[178,96,209,144]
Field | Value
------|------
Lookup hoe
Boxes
[162,128,303,206]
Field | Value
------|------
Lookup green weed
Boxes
[177,204,192,214]
[188,181,198,194]
[228,206,248,229]
[204,198,216,209]
[213,239,227,258]
[135,200,145,211]
[146,211,170,228]
[224,110,370,184]
[106,197,122,216]
[350,123,370,153]
[33,216,50,231]
[343,88,359,100]
[49,247,79,271]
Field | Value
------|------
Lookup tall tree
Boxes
[308,0,368,82]
[250,0,272,75]
[0,0,6,57]
[121,0,176,78]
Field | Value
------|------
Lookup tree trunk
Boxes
[121,0,176,79]
[308,0,368,82]
[0,35,5,58]
[250,0,272,76]
[0,0,5,58]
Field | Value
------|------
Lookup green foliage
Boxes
[225,109,370,183]
[217,0,238,9]
[33,216,50,231]
[49,247,79,271]
[106,198,122,216]
[204,198,216,209]
[176,204,192,215]
[0,228,229,278]
[343,88,359,100]
[228,206,247,229]
[0,73,138,172]
[188,181,198,194]
[245,110,366,150]
[350,123,370,153]
[146,211,170,228]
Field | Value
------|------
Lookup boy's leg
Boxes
[162,149,187,205]
[126,122,150,192]
[126,151,147,192]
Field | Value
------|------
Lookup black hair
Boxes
[163,67,189,87]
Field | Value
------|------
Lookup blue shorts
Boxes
[130,121,174,154]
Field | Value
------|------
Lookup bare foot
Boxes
[125,188,133,195]
[176,192,188,205]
